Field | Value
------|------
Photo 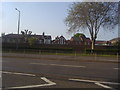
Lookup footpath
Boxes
[2,52,119,63]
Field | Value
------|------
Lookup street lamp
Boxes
[15,8,20,49]
[15,8,20,35]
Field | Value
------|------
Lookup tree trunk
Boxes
[91,39,95,53]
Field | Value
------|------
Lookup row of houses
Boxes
[2,32,51,44]
[1,32,120,46]
[1,32,91,45]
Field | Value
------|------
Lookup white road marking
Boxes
[2,71,36,77]
[95,82,112,89]
[5,77,56,89]
[41,77,56,85]
[69,78,120,85]
[31,63,86,68]
[114,68,119,70]
[0,71,1,78]
[0,73,1,78]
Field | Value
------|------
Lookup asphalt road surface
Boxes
[1,53,120,90]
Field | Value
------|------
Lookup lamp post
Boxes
[15,8,20,49]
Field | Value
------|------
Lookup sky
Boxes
[1,1,119,41]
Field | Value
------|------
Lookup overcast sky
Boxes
[1,1,119,40]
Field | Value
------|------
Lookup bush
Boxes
[86,49,119,55]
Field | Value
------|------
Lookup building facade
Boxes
[2,32,52,44]
[69,35,91,45]
[52,35,66,45]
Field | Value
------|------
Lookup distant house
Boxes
[95,40,111,46]
[69,35,91,45]
[52,35,66,45]
[2,34,25,43]
[109,37,120,44]
[40,32,51,44]
[84,38,91,45]
[2,32,52,44]
[95,38,120,46]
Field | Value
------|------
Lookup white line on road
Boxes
[31,63,86,68]
[0,71,1,78]
[95,82,112,89]
[41,77,56,85]
[114,68,119,70]
[69,78,120,85]
[5,77,56,89]
[2,71,36,77]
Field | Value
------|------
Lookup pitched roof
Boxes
[109,37,120,42]
[95,40,107,44]
[71,37,81,41]
[2,34,51,40]
[2,34,24,39]
[60,35,66,40]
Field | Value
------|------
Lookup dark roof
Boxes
[54,35,66,40]
[71,36,90,42]
[95,40,107,44]
[44,35,51,39]
[109,37,120,42]
[2,34,24,39]
[71,37,81,41]
[60,35,66,40]
[2,34,51,40]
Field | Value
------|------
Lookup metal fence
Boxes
[2,42,119,55]
[2,48,119,56]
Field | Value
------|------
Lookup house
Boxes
[95,40,111,46]
[2,34,25,43]
[2,32,52,44]
[109,37,120,44]
[52,35,66,45]
[38,32,51,44]
[84,38,91,45]
[69,35,91,45]
[95,38,120,46]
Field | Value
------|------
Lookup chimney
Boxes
[43,32,45,36]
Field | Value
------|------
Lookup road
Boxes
[1,53,120,89]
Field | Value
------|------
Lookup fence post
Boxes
[117,53,119,61]
[75,51,77,57]
[24,49,25,54]
[39,50,41,54]
[9,49,11,53]
[94,53,97,60]
[56,51,57,55]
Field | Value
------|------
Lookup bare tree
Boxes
[24,29,28,35]
[28,31,32,35]
[21,31,25,35]
[65,2,118,52]
[21,29,32,43]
